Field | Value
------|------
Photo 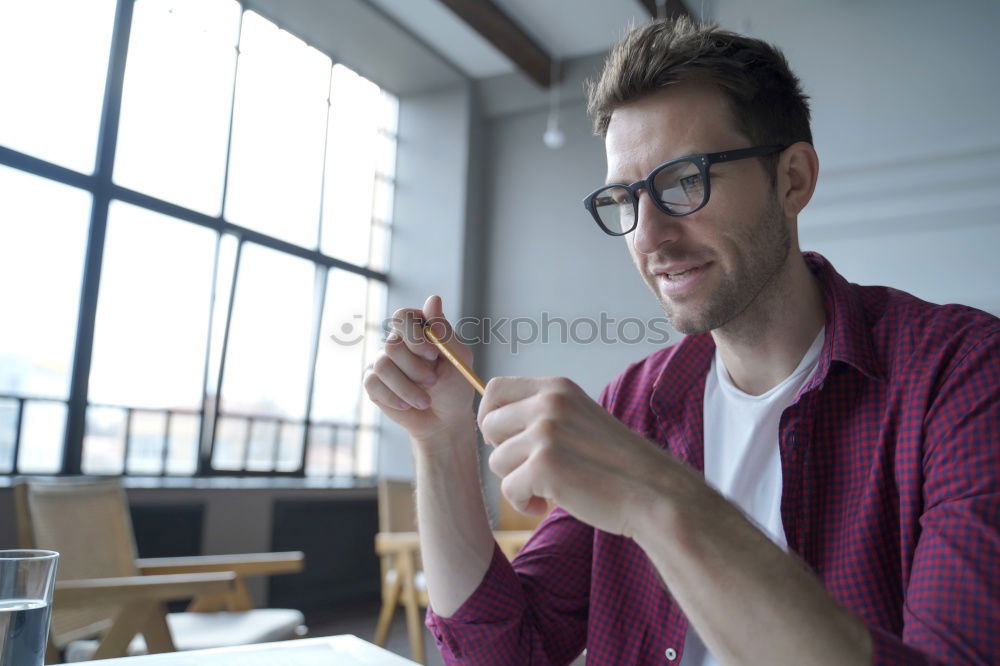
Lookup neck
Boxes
[711,251,825,396]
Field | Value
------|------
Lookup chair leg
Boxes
[142,603,176,654]
[92,601,155,660]
[44,638,60,665]
[373,576,402,646]
[399,552,425,665]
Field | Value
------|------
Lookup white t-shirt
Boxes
[680,329,825,666]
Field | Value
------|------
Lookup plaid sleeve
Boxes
[877,331,1000,665]
[426,508,593,665]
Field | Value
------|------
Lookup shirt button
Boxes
[665,647,677,660]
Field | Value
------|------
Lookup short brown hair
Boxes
[586,17,812,156]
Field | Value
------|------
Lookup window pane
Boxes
[219,243,314,420]
[321,65,385,265]
[165,413,200,475]
[126,410,167,475]
[0,0,116,173]
[369,179,394,272]
[212,415,247,470]
[311,269,368,425]
[356,425,375,478]
[305,424,333,477]
[0,167,91,399]
[377,92,399,136]
[335,425,357,477]
[83,406,126,475]
[245,419,277,471]
[114,0,241,215]
[375,133,397,180]
[18,401,67,474]
[88,202,215,410]
[0,400,18,474]
[224,10,329,248]
[276,422,303,472]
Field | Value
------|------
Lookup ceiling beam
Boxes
[436,0,554,87]
[637,0,692,21]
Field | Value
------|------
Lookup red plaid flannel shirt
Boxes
[427,252,1000,665]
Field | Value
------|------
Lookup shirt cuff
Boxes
[870,625,933,665]
[425,541,526,662]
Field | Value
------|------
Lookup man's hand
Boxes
[363,295,476,453]
[478,376,704,537]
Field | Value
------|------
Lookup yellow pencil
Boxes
[423,326,486,396]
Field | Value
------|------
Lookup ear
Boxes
[776,141,819,219]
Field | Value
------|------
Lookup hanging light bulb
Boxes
[544,112,565,149]
[543,57,564,149]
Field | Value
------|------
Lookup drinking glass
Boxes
[0,550,59,666]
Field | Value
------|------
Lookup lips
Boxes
[652,261,712,295]
[652,262,709,279]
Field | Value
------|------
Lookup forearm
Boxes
[634,489,872,666]
[414,423,496,617]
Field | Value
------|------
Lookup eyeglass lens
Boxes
[592,159,706,233]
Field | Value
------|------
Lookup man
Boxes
[363,18,999,666]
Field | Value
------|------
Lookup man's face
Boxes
[604,83,792,336]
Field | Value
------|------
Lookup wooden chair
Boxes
[14,479,306,662]
[372,479,539,664]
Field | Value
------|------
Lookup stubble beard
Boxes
[654,195,791,337]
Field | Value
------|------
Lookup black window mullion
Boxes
[122,407,134,475]
[162,410,172,476]
[197,232,224,474]
[271,419,283,471]
[242,417,254,471]
[299,264,329,476]
[218,7,244,223]
[62,0,136,476]
[314,63,334,251]
[202,239,243,474]
[11,398,25,475]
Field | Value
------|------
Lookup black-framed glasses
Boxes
[583,145,786,236]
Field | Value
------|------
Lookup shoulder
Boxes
[859,283,999,383]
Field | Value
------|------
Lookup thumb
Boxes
[422,294,443,322]
[422,294,456,349]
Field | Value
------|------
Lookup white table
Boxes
[86,635,419,665]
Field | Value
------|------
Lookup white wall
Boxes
[713,0,1000,315]
[477,102,669,398]
[376,84,477,479]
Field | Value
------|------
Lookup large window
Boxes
[0,0,396,479]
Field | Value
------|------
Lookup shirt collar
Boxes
[804,251,884,386]
[650,251,884,413]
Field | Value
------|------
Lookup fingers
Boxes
[479,395,539,447]
[500,462,550,516]
[364,324,439,412]
[364,297,457,414]
[363,371,412,412]
[478,376,579,435]
[389,307,438,362]
[487,420,539,477]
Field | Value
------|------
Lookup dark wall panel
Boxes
[130,503,204,557]
[269,498,379,610]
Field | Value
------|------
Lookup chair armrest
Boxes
[135,551,304,577]
[375,532,421,556]
[54,572,236,607]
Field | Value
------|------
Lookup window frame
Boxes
[0,0,392,480]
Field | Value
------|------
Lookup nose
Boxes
[631,191,682,254]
